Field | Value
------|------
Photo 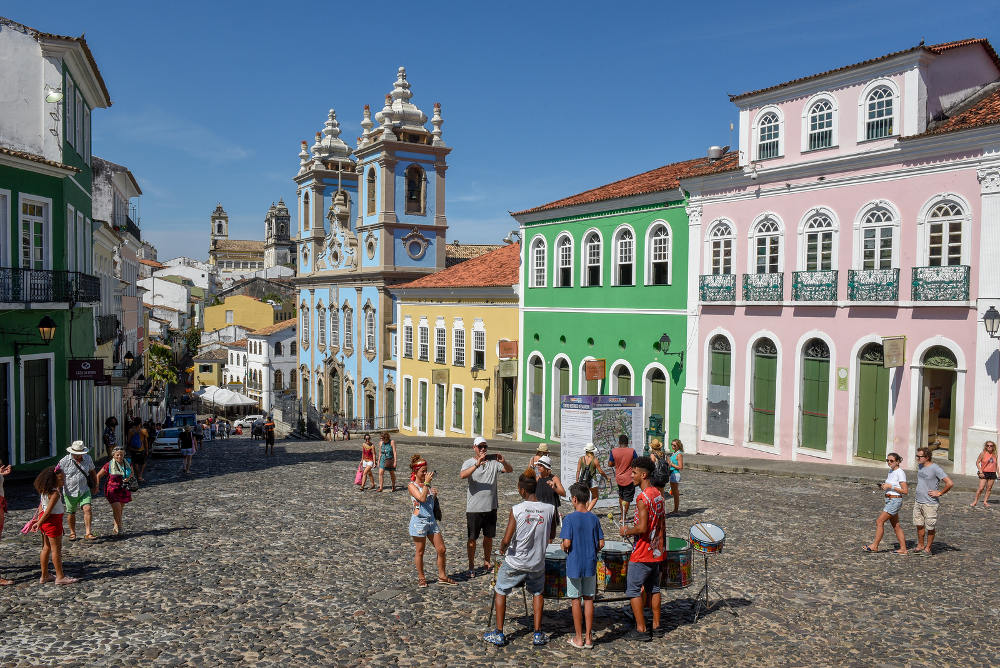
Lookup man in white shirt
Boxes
[59,441,97,540]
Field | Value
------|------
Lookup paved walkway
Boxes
[1,436,996,666]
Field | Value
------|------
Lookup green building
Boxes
[511,156,728,447]
[0,17,111,469]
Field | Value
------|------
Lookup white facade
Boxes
[199,325,253,352]
[247,323,296,413]
[138,276,189,320]
[153,265,215,293]
[223,342,248,390]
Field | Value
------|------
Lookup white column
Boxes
[679,204,703,452]
[968,166,1000,473]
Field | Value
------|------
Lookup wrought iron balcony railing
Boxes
[911,265,970,301]
[96,314,119,345]
[0,268,101,304]
[848,268,899,301]
[743,272,784,301]
[110,358,143,380]
[793,270,838,301]
[699,274,736,302]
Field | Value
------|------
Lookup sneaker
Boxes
[532,631,548,646]
[624,629,651,642]
[483,629,507,647]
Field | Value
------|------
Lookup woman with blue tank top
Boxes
[407,455,456,588]
[668,439,684,514]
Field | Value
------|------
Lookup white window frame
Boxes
[612,224,636,286]
[555,232,574,287]
[610,359,634,395]
[705,219,735,276]
[416,379,429,435]
[753,105,783,160]
[452,321,465,367]
[645,220,672,286]
[365,310,376,351]
[19,352,56,463]
[550,354,572,441]
[916,194,972,267]
[433,381,447,436]
[526,351,546,438]
[852,200,901,270]
[435,320,447,364]
[701,329,735,445]
[801,93,838,152]
[75,90,83,151]
[317,304,327,347]
[581,228,603,287]
[797,207,840,271]
[66,204,76,272]
[300,305,309,346]
[0,189,9,267]
[792,331,837,460]
[343,306,353,348]
[401,375,413,429]
[747,213,784,274]
[83,106,91,164]
[403,321,413,358]
[472,321,486,370]
[530,235,547,288]
[18,194,52,271]
[857,79,900,143]
[330,306,340,346]
[471,389,485,437]
[418,321,429,361]
[742,332,783,454]
[65,78,76,149]
[450,383,465,434]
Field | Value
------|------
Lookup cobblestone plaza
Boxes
[1,436,997,666]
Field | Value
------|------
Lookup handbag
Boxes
[126,476,140,492]
[432,494,442,521]
[71,458,97,494]
[354,463,364,485]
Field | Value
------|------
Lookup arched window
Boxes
[757,112,780,159]
[807,99,834,150]
[300,306,310,346]
[646,223,670,285]
[800,338,830,451]
[317,305,327,347]
[614,227,635,286]
[583,231,602,286]
[528,354,543,434]
[290,340,296,356]
[302,192,310,230]
[274,341,282,356]
[861,207,895,270]
[300,367,310,404]
[530,236,547,288]
[552,358,570,437]
[405,164,425,215]
[330,307,340,345]
[751,217,781,274]
[927,201,964,267]
[613,363,632,395]
[706,335,731,438]
[274,369,283,390]
[242,354,247,366]
[343,307,354,349]
[865,87,894,139]
[749,338,777,445]
[709,222,733,275]
[803,214,834,271]
[366,168,377,215]
[216,222,223,235]
[365,310,376,351]
[556,234,573,287]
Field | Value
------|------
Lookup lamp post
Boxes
[984,305,1000,339]
[9,315,58,365]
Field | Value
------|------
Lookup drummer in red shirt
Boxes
[619,456,666,641]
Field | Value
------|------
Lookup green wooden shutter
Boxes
[857,361,889,460]
[800,357,829,450]
[751,351,776,445]
[454,387,463,429]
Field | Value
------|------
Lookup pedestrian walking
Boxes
[533,455,564,528]
[341,420,351,441]
[30,466,77,584]
[252,416,264,441]
[376,431,397,492]
[125,419,146,485]
[863,452,908,554]
[359,435,376,490]
[0,460,11,586]
[407,455,455,587]
[667,439,684,515]
[193,421,205,450]
[178,427,195,474]
[971,440,997,508]
[323,418,333,441]
[95,447,133,537]
[529,443,550,468]
[138,420,152,482]
[913,446,954,555]
[610,435,638,521]
[210,421,217,441]
[483,469,556,647]
[102,417,118,458]
[620,456,666,640]
[460,436,513,575]
[560,482,604,649]
[263,415,276,456]
[59,441,97,541]
[576,443,610,513]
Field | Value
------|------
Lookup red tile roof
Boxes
[512,152,740,216]
[138,259,166,268]
[393,243,521,289]
[917,86,1000,137]
[251,318,296,336]
[731,39,1000,102]
[0,146,80,173]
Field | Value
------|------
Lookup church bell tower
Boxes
[210,203,229,240]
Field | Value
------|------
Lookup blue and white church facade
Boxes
[294,67,451,428]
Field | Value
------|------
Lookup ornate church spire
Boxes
[374,66,429,136]
[312,109,352,164]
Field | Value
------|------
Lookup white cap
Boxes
[473,436,487,446]
[583,442,596,453]
[536,455,552,469]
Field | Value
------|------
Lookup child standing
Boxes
[31,466,77,584]
[359,436,376,491]
[561,483,604,649]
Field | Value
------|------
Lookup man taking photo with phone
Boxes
[460,436,513,577]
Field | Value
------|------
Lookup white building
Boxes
[92,220,123,446]
[199,324,254,353]
[138,275,189,335]
[153,264,215,293]
[246,318,296,413]
[222,339,249,391]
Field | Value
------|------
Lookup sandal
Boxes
[566,637,585,649]
[68,534,78,541]
[84,534,96,540]
[862,545,876,552]
[417,578,428,588]
[437,577,457,585]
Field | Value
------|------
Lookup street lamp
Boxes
[7,315,58,365]
[658,333,685,368]
[985,306,1000,339]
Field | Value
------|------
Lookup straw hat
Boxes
[66,440,88,455]
[535,443,550,453]
[583,443,596,453]
[649,439,663,451]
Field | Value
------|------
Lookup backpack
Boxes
[651,456,670,488]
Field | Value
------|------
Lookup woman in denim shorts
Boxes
[407,455,456,587]
[864,452,908,554]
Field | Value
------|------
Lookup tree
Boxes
[184,326,201,355]
[147,344,178,386]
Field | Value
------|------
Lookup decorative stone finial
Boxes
[374,66,428,136]
[358,104,374,147]
[431,102,445,146]
[298,141,309,172]
[312,109,353,163]
[310,131,323,159]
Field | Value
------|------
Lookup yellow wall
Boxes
[397,298,519,441]
[203,295,276,333]
[194,361,222,390]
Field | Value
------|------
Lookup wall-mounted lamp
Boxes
[658,333,685,369]
[984,305,1000,339]
[2,315,58,365]
[45,86,64,103]
[502,230,521,245]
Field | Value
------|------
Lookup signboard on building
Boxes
[431,368,450,385]
[68,359,104,381]
[584,359,606,381]
[498,339,518,359]
[498,359,518,378]
[882,336,906,368]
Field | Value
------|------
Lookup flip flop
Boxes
[437,577,457,585]
[68,535,78,541]
[84,534,97,540]
[55,577,79,585]
[862,545,876,553]
[566,637,585,649]
[0,578,14,586]
[417,579,428,588]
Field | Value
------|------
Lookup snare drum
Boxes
[598,541,632,592]
[659,536,692,589]
[689,523,726,554]
[544,545,567,598]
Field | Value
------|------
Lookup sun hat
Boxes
[66,440,88,455]
[649,439,663,451]
[536,455,552,469]
[535,443,550,453]
[473,436,487,447]
[584,443,596,453]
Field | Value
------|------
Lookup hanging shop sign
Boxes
[584,359,606,381]
[498,340,518,359]
[68,359,104,381]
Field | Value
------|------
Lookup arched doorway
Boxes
[327,366,342,416]
[345,385,354,420]
[856,342,889,461]
[799,339,830,451]
[528,355,543,434]
[553,358,569,438]
[750,338,777,446]
[644,366,667,441]
[919,346,958,462]
[316,378,324,411]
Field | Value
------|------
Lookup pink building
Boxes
[679,39,1000,475]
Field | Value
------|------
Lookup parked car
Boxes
[172,411,197,429]
[151,428,183,456]
[235,414,264,429]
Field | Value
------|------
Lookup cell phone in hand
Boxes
[484,453,499,461]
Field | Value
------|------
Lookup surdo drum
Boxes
[597,541,632,592]
[659,536,693,589]
[543,544,567,598]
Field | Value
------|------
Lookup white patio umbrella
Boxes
[212,388,258,407]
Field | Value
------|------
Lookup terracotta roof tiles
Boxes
[193,348,229,362]
[250,318,296,336]
[0,146,80,173]
[138,259,166,268]
[212,239,265,252]
[394,243,520,290]
[916,86,1000,137]
[444,243,504,267]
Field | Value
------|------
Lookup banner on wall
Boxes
[559,395,644,509]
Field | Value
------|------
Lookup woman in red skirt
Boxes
[96,447,133,537]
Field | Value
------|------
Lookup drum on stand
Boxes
[659,536,692,589]
[690,523,726,554]
[597,541,632,592]
[543,544,567,599]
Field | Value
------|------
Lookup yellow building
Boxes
[392,244,520,440]
[203,295,277,333]
[192,348,227,390]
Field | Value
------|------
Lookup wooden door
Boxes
[856,345,889,461]
[800,348,830,450]
[501,377,515,434]
[24,358,50,461]
[750,340,777,445]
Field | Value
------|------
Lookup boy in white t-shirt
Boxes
[864,452,909,554]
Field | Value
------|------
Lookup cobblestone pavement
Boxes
[1,436,998,666]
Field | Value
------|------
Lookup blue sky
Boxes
[5,1,996,260]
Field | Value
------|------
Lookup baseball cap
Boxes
[473,436,487,447]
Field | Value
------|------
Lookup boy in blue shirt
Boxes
[560,482,605,649]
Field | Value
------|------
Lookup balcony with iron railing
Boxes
[0,268,101,304]
[699,274,736,302]
[912,265,970,301]
[848,268,899,301]
[743,272,784,302]
[792,270,838,302]
[96,314,119,345]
